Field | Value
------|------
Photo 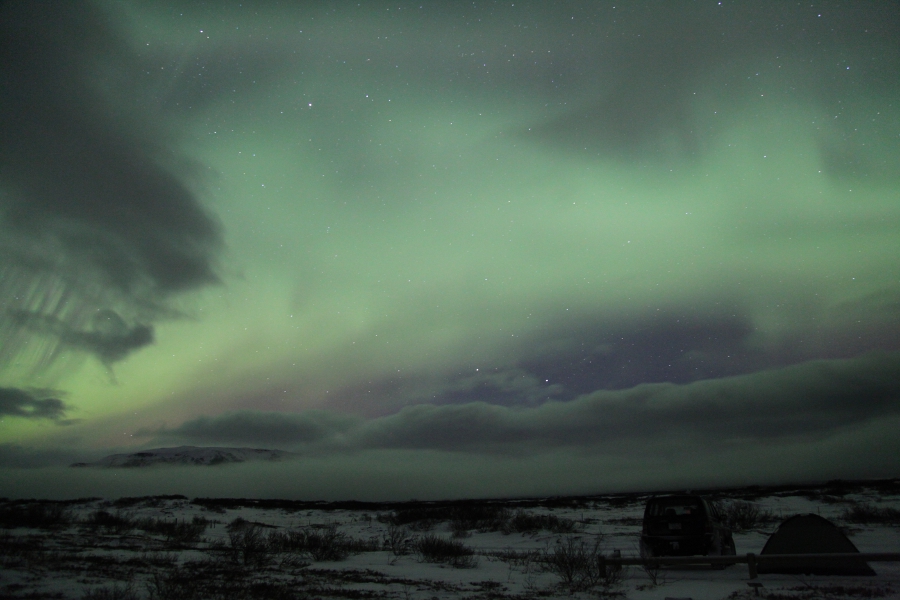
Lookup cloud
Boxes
[514,2,900,177]
[6,353,900,498]
[0,387,68,420]
[437,368,565,407]
[522,11,725,161]
[356,352,900,453]
[314,304,822,418]
[513,308,759,395]
[154,353,900,456]
[0,2,222,371]
[10,309,153,366]
[148,410,361,447]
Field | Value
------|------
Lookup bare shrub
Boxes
[639,557,664,588]
[541,535,622,592]
[383,523,413,559]
[267,524,373,561]
[505,510,576,534]
[229,524,269,566]
[841,503,900,525]
[80,582,140,600]
[448,505,510,533]
[0,502,73,530]
[137,551,178,568]
[226,516,249,531]
[381,507,441,530]
[85,510,136,534]
[542,535,598,590]
[450,520,471,538]
[413,533,477,568]
[145,565,203,600]
[599,549,627,588]
[303,524,351,561]
[719,500,776,531]
[112,495,187,509]
[140,516,209,547]
[381,504,510,533]
[266,529,306,554]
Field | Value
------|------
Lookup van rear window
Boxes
[647,499,702,517]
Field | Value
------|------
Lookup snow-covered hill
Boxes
[70,446,297,468]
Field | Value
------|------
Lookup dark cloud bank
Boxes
[0,353,900,500]
[6,352,894,500]
[156,352,900,457]
[0,387,68,421]
[0,1,222,373]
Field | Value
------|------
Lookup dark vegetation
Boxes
[755,479,900,502]
[0,501,211,548]
[255,522,379,563]
[717,500,778,532]
[185,477,900,513]
[0,501,73,529]
[378,505,577,535]
[506,510,577,534]
[1,478,898,599]
[382,523,413,560]
[412,533,478,568]
[84,510,212,546]
[111,495,188,508]
[81,582,140,600]
[216,517,381,567]
[190,494,607,515]
[539,535,625,592]
[724,584,897,599]
[840,502,900,525]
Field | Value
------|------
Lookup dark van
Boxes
[640,495,736,562]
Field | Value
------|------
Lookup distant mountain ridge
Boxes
[70,446,297,468]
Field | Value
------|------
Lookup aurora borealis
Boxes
[1,1,899,500]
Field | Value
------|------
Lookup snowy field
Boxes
[1,480,898,600]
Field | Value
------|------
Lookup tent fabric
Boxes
[758,513,875,576]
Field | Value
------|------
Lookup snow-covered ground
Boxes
[1,480,898,599]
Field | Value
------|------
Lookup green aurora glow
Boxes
[1,1,899,499]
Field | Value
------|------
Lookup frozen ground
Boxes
[1,479,898,599]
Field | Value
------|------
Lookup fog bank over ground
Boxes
[4,416,898,501]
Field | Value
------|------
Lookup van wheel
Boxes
[639,540,653,560]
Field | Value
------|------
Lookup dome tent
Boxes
[758,513,875,576]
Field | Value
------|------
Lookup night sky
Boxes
[2,1,899,500]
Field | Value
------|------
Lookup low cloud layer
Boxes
[155,352,900,456]
[0,444,84,468]
[357,352,900,453]
[5,353,899,500]
[150,410,360,447]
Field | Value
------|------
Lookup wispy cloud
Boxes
[0,2,221,373]
[0,387,68,420]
